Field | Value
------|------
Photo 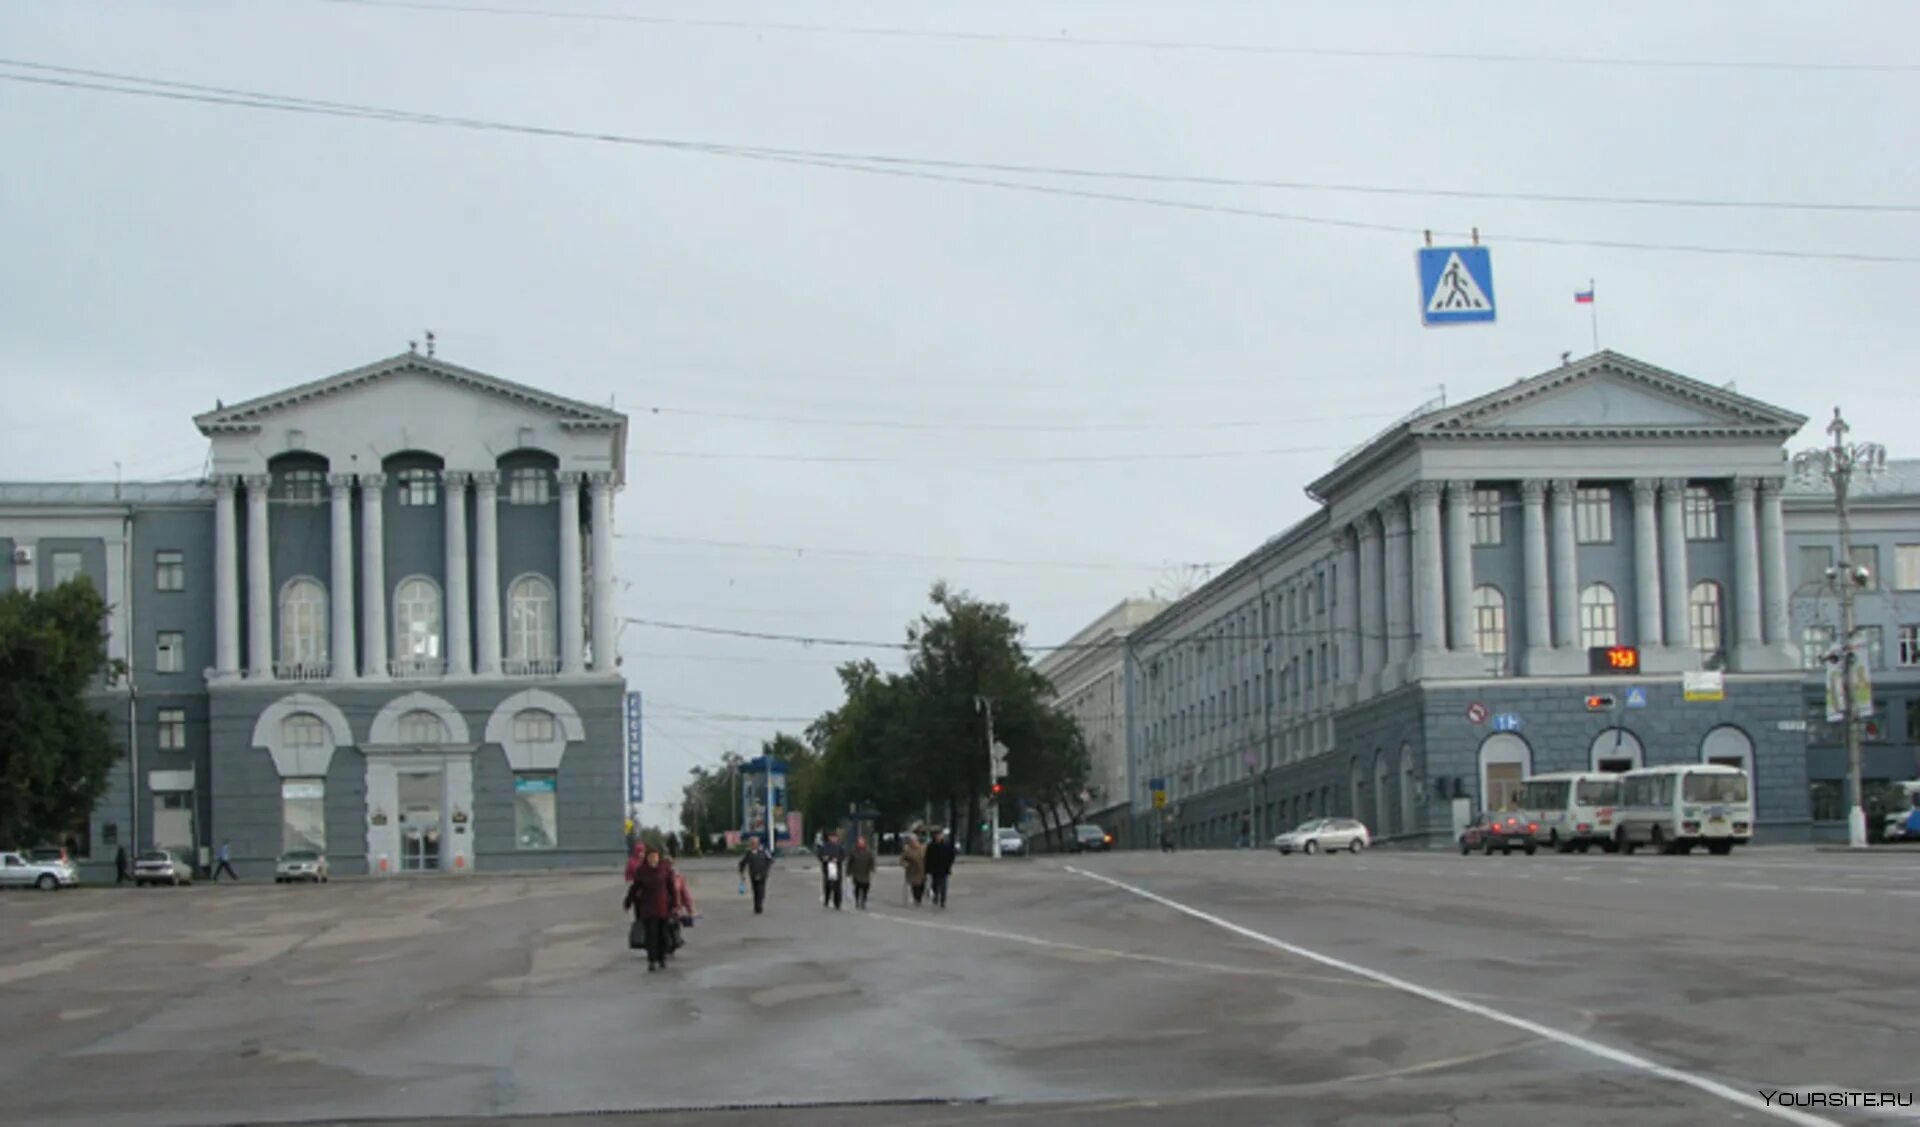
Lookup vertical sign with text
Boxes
[625,692,644,806]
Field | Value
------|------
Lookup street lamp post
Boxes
[1793,407,1887,849]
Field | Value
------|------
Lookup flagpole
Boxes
[1589,278,1599,351]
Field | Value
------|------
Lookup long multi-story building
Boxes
[1123,351,1827,848]
[0,351,631,877]
[1034,598,1166,846]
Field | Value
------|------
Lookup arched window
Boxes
[282,712,328,749]
[279,577,330,667]
[1472,585,1508,673]
[395,577,442,660]
[508,575,557,663]
[512,708,558,743]
[1689,580,1724,654]
[1580,583,1619,649]
[398,710,448,745]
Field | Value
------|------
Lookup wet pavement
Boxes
[1,847,1915,1126]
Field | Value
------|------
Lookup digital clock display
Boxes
[1589,645,1640,674]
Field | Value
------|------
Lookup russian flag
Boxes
[1574,287,1595,304]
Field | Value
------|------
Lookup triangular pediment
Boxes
[1412,352,1806,438]
[194,353,624,435]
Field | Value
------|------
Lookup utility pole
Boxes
[976,696,1004,858]
[1794,407,1886,849]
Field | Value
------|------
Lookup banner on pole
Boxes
[1824,641,1873,722]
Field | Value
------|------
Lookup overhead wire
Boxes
[311,0,1920,75]
[639,404,1402,433]
[614,532,1227,573]
[3,62,1917,264]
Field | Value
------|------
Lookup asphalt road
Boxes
[2,846,1916,1127]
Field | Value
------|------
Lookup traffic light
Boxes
[1585,694,1617,711]
[991,782,1004,796]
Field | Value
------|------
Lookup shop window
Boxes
[514,773,558,849]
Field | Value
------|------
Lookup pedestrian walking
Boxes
[669,865,696,956]
[847,836,877,910]
[625,838,647,882]
[666,835,678,861]
[624,845,679,972]
[817,830,846,910]
[114,845,129,885]
[924,827,957,910]
[737,834,774,914]
[213,840,239,882]
[899,831,928,906]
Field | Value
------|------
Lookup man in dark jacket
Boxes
[847,836,877,909]
[924,828,958,909]
[816,830,847,910]
[737,835,775,914]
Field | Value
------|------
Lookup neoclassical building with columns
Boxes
[1124,351,1821,849]
[0,351,631,877]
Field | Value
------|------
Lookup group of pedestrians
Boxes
[623,840,696,971]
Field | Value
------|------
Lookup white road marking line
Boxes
[1067,866,1841,1127]
[1720,882,1781,891]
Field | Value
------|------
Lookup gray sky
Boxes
[3,0,1916,828]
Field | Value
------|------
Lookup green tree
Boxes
[0,579,123,848]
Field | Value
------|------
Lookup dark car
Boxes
[1460,812,1539,855]
[1071,824,1113,853]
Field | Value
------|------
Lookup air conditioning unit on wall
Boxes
[11,546,31,565]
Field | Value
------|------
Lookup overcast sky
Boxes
[3,1,1916,828]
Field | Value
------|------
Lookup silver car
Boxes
[275,850,330,883]
[134,849,194,886]
[0,850,79,890]
[1273,818,1371,855]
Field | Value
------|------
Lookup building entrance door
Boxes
[398,770,443,872]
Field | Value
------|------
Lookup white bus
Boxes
[1517,772,1623,853]
[1613,764,1753,855]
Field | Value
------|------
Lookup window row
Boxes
[277,574,558,666]
[278,771,558,854]
[1468,485,1723,548]
[1468,580,1728,663]
[1801,625,1920,670]
[273,466,559,506]
[1798,544,1920,593]
[158,705,565,752]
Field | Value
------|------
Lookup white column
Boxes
[1632,479,1664,647]
[213,475,240,677]
[1338,526,1362,684]
[1732,477,1764,665]
[359,472,389,681]
[328,474,357,679]
[589,472,617,674]
[1355,516,1384,680]
[1521,479,1552,668]
[1411,482,1446,657]
[245,473,273,680]
[558,471,586,675]
[473,471,502,676]
[1760,478,1792,648]
[1444,480,1475,652]
[1382,498,1412,667]
[1660,478,1691,650]
[443,471,472,676]
[1550,479,1579,650]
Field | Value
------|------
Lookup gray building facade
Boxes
[1,352,632,877]
[1123,351,1830,849]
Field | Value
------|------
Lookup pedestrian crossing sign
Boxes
[1417,245,1496,326]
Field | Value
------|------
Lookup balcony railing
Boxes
[389,657,448,680]
[273,662,333,682]
[503,657,562,677]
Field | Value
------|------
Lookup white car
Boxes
[0,850,79,890]
[134,849,195,886]
[275,850,330,883]
[1273,818,1370,855]
[995,829,1026,856]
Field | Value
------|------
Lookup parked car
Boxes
[275,849,330,883]
[995,828,1027,856]
[134,849,194,886]
[1071,824,1114,852]
[1460,812,1539,855]
[0,849,79,890]
[1273,818,1370,855]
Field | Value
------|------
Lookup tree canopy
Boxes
[0,579,122,849]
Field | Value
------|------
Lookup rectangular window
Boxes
[1859,626,1884,670]
[157,708,186,750]
[1574,487,1612,543]
[1852,545,1881,590]
[1799,546,1832,589]
[282,780,326,854]
[1896,546,1920,591]
[1908,700,1920,743]
[397,468,439,507]
[1683,486,1718,540]
[508,466,551,505]
[1471,489,1502,546]
[1689,587,1723,654]
[1901,626,1920,668]
[1809,780,1844,823]
[1474,592,1508,671]
[1803,625,1835,669]
[1580,591,1619,649]
[51,550,83,586]
[155,550,185,592]
[280,469,326,504]
[155,631,184,674]
[514,774,558,849]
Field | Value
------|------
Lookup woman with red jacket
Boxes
[623,846,679,971]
